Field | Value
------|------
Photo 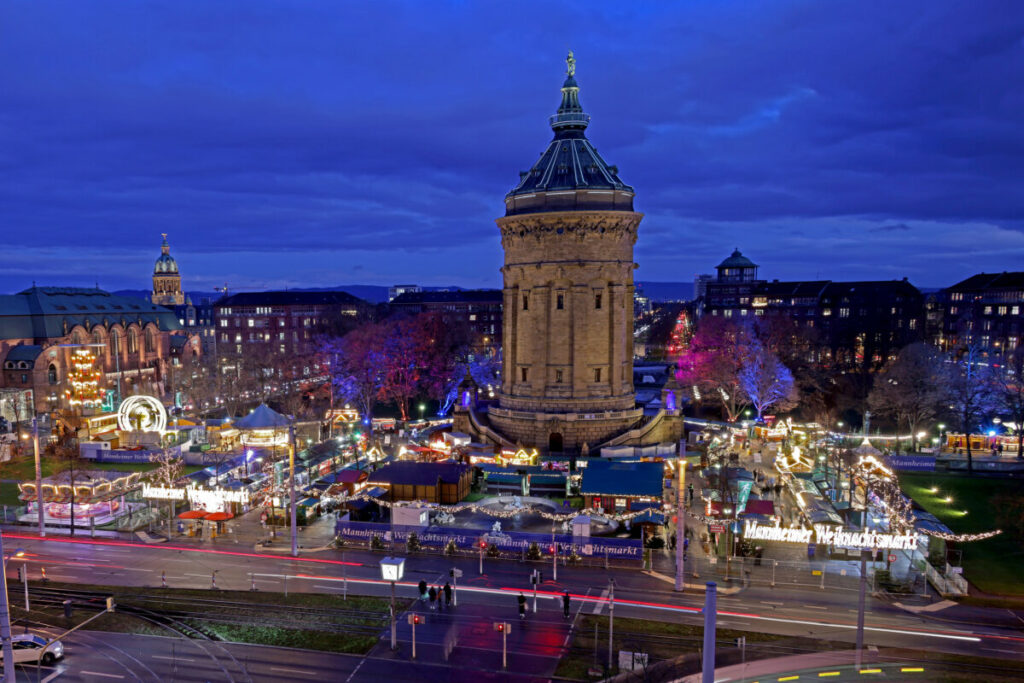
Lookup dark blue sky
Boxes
[2,1,1021,293]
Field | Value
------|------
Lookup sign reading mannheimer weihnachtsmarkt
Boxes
[742,520,917,551]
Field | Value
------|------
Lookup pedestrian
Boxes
[428,586,437,610]
[444,581,452,609]
[418,579,427,603]
[562,591,571,619]
[518,592,527,619]
[437,585,445,610]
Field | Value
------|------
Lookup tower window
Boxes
[594,368,602,382]
[522,295,529,311]
[521,367,528,382]
[595,293,602,310]
[556,369,563,383]
[556,294,564,310]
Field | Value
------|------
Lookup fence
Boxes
[673,553,926,596]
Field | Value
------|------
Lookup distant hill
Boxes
[111,285,471,305]
[636,281,694,302]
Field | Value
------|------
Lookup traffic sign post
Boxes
[494,621,510,669]
[407,613,423,659]
[450,567,463,606]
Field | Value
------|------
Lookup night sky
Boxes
[2,1,1021,294]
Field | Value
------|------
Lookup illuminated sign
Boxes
[742,521,917,551]
[142,484,249,512]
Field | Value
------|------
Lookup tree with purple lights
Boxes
[738,343,798,419]
[676,317,754,421]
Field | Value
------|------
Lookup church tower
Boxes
[151,234,184,306]
[488,54,644,452]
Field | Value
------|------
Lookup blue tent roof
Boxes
[580,460,663,498]
[233,403,291,430]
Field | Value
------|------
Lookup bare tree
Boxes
[148,448,184,536]
[868,343,948,452]
[738,345,798,419]
[994,347,1024,460]
[948,343,997,475]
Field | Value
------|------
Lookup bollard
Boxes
[250,574,257,592]
[41,567,48,583]
[211,571,217,590]
[161,570,167,589]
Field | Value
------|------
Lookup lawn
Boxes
[899,472,1024,596]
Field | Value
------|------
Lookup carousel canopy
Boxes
[234,403,291,430]
[854,438,882,457]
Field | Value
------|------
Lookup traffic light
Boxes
[494,622,505,632]
[479,540,487,549]
[449,569,454,578]
[548,545,555,554]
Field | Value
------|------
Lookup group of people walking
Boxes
[418,579,453,610]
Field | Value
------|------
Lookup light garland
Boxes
[334,493,658,524]
[64,348,103,408]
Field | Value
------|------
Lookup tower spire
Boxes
[550,51,589,137]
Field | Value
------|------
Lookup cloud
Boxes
[0,0,1021,293]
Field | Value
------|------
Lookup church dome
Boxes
[153,234,180,274]
[155,253,178,274]
[504,53,635,217]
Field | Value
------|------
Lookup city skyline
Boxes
[2,1,1021,293]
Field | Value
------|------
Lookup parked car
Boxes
[1,634,64,665]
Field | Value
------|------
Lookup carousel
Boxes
[18,470,143,527]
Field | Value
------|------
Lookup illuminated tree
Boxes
[738,344,798,419]
[65,348,103,409]
[148,448,184,536]
[676,317,754,421]
[947,343,998,475]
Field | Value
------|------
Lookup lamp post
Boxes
[380,557,404,651]
[288,424,297,558]
[418,403,425,421]
[0,536,24,683]
[32,417,44,537]
[675,458,686,591]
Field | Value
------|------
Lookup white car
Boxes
[1,634,64,665]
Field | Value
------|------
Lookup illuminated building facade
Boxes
[151,234,185,306]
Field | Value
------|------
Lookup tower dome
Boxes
[154,234,179,274]
[504,52,635,217]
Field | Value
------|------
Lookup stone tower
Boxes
[151,233,185,306]
[488,55,643,452]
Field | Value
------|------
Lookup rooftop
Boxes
[215,290,365,308]
[367,461,471,487]
[579,460,663,498]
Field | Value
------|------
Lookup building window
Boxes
[127,329,138,353]
[145,328,156,353]
[984,306,993,315]
[521,367,528,382]
[1014,306,1020,315]
[595,293,602,310]
[48,364,58,384]
[999,306,1008,315]
[556,293,564,310]
[909,319,917,330]
[594,368,601,382]
[21,374,27,384]
[219,319,228,328]
[522,295,529,311]
[839,308,850,318]
[556,369,563,383]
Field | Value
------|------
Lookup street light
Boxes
[418,403,426,421]
[380,557,405,651]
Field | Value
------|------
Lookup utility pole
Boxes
[289,424,298,557]
[855,549,867,670]
[607,577,615,672]
[702,582,717,683]
[32,417,44,537]
[0,534,14,683]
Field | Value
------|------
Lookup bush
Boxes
[487,544,501,558]
[567,550,582,564]
[526,542,542,560]
[444,539,457,556]
[406,532,421,552]
[370,535,385,550]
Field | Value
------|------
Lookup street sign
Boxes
[950,566,963,575]
[888,554,897,563]
[452,568,463,578]
[708,523,726,534]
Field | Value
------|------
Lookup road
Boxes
[1,530,1021,682]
